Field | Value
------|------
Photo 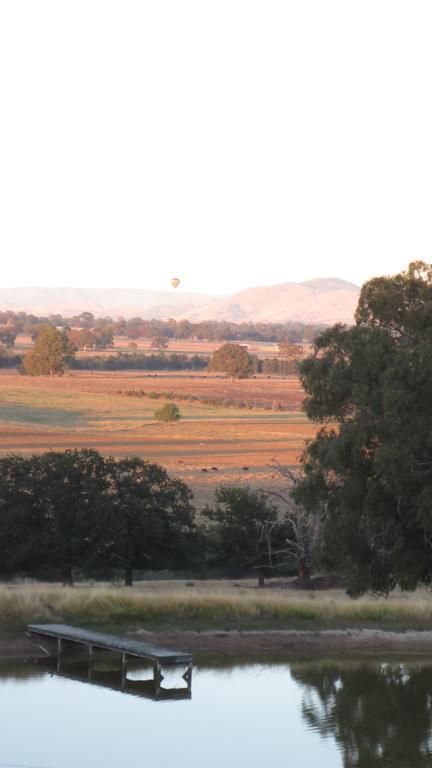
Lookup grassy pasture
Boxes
[0,372,313,507]
[0,369,305,409]
[117,373,304,410]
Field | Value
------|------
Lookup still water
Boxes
[0,654,431,767]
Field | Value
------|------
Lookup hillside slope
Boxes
[181,278,359,325]
[0,287,218,319]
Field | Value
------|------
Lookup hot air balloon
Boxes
[171,278,180,288]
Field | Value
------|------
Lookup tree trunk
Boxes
[298,560,311,580]
[258,572,265,588]
[125,567,133,587]
[62,568,74,587]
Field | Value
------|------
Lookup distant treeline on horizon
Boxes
[0,349,301,375]
[0,309,326,344]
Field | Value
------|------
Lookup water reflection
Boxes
[37,655,192,701]
[291,660,432,767]
[1,656,432,767]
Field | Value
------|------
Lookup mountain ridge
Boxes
[0,287,219,320]
[0,278,360,324]
[182,277,360,325]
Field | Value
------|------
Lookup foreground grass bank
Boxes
[2,581,432,635]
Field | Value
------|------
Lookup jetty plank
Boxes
[27,623,192,665]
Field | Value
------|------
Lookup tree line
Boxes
[0,450,304,586]
[0,310,325,347]
[0,346,301,375]
[69,353,208,372]
[0,349,207,372]
[3,328,303,378]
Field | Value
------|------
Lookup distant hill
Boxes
[0,278,360,324]
[0,287,219,319]
[180,278,360,325]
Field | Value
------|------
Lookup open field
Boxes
[0,372,312,507]
[2,582,432,635]
[110,337,283,359]
[116,372,304,410]
[0,370,305,408]
[14,334,284,358]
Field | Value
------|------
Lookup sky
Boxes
[1,0,432,296]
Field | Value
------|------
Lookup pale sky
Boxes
[1,1,432,296]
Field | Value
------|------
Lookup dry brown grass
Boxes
[1,581,432,631]
[0,370,305,409]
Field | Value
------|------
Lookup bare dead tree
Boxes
[259,459,321,579]
[252,519,281,586]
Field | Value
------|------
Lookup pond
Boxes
[0,654,431,767]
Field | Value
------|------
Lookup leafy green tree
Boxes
[278,339,304,360]
[68,328,96,350]
[0,450,113,584]
[277,340,304,373]
[294,261,432,595]
[108,458,196,585]
[27,322,54,341]
[151,335,170,351]
[93,327,114,349]
[155,403,181,422]
[23,327,75,376]
[203,486,287,586]
[0,325,17,348]
[77,311,95,328]
[0,455,47,576]
[32,450,113,585]
[210,343,255,380]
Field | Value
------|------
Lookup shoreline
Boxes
[3,628,432,661]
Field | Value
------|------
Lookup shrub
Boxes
[155,403,181,422]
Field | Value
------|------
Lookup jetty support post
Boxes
[88,644,94,680]
[56,637,63,672]
[153,660,164,696]
[121,653,127,689]
[183,662,193,691]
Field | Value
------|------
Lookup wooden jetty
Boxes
[27,623,193,693]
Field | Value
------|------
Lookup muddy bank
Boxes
[4,628,432,660]
[138,629,432,656]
